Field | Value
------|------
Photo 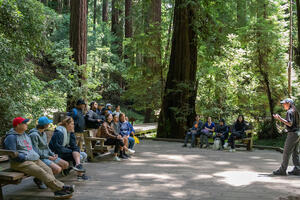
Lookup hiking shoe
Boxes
[61,167,72,177]
[119,154,129,159]
[113,156,121,161]
[126,149,135,154]
[77,174,89,181]
[288,170,300,176]
[63,185,75,193]
[33,178,47,189]
[54,189,73,199]
[124,153,131,158]
[182,144,187,147]
[73,164,86,173]
[273,169,287,176]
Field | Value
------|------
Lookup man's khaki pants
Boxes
[11,159,64,191]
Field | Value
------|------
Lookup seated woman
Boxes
[183,115,203,148]
[119,113,136,151]
[49,117,88,181]
[112,114,121,135]
[228,115,246,152]
[100,113,129,161]
[4,117,74,199]
[200,117,215,148]
[213,119,229,149]
[29,116,69,177]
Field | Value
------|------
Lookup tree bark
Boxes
[68,0,88,111]
[237,0,247,27]
[125,0,132,38]
[93,0,97,32]
[102,0,109,22]
[111,0,123,58]
[157,0,198,139]
[295,0,300,67]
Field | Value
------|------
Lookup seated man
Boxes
[183,115,203,148]
[69,99,86,133]
[106,103,113,114]
[213,119,229,149]
[112,114,121,135]
[119,113,136,151]
[49,116,88,181]
[125,116,136,150]
[96,102,104,116]
[200,116,215,148]
[4,117,74,199]
[29,116,69,177]
[85,101,103,129]
[112,105,122,117]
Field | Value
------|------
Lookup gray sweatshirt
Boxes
[4,128,40,162]
[29,128,55,159]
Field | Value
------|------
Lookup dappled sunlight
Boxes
[124,162,146,166]
[250,156,262,159]
[214,161,231,165]
[170,191,186,198]
[156,154,203,163]
[214,170,300,188]
[192,174,213,180]
[123,173,175,182]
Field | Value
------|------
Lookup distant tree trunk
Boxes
[111,0,123,58]
[157,0,198,139]
[256,0,277,138]
[64,0,70,11]
[41,0,48,6]
[57,0,63,13]
[68,0,88,111]
[102,0,109,22]
[93,0,97,31]
[125,0,132,38]
[237,0,247,27]
[142,0,162,123]
[295,0,300,67]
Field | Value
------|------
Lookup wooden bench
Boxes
[0,148,28,200]
[83,130,114,161]
[195,123,254,151]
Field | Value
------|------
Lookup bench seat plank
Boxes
[0,172,25,181]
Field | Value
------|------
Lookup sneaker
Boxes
[202,144,207,148]
[63,185,75,193]
[124,153,131,158]
[229,148,236,152]
[73,164,86,173]
[126,149,135,154]
[182,144,187,147]
[33,178,47,189]
[273,169,287,176]
[61,167,72,177]
[113,156,121,161]
[119,154,129,159]
[288,170,300,176]
[77,174,89,181]
[54,189,73,199]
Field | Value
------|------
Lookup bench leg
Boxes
[247,140,253,151]
[0,185,3,200]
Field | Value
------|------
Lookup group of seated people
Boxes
[3,99,136,199]
[182,115,247,152]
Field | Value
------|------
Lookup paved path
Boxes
[2,140,300,200]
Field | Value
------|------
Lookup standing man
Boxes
[69,99,86,133]
[86,101,103,129]
[273,98,300,176]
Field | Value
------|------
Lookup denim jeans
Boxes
[128,136,135,149]
[184,131,198,146]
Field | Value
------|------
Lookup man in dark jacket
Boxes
[85,101,103,129]
[4,117,74,198]
[69,99,86,133]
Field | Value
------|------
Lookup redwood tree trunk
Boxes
[111,0,123,58]
[295,0,300,67]
[157,0,198,139]
[102,0,108,22]
[68,0,88,111]
[125,0,132,38]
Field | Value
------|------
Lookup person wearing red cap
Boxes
[4,117,75,198]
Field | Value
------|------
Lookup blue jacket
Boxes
[119,121,135,137]
[69,108,86,133]
[49,126,80,155]
[4,128,40,162]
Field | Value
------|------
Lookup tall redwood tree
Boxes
[157,0,198,138]
[67,0,88,110]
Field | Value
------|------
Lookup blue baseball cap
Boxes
[38,116,53,126]
[280,98,294,105]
